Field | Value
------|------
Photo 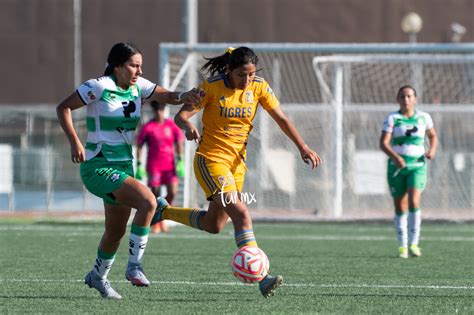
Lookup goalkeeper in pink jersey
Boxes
[136,101,185,233]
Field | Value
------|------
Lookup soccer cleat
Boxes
[151,197,169,226]
[259,274,283,298]
[409,244,422,257]
[398,247,408,259]
[125,263,150,287]
[84,271,122,299]
[151,223,162,234]
[151,221,169,234]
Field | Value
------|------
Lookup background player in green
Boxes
[380,85,438,258]
[56,42,199,299]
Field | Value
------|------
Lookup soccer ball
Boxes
[231,246,269,283]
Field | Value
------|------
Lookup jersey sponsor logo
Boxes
[219,106,252,118]
[245,91,254,103]
[116,125,134,133]
[122,101,136,118]
[405,126,418,136]
[95,167,121,183]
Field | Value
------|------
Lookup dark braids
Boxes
[201,46,259,76]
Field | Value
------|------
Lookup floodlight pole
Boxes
[181,0,198,208]
[73,0,81,87]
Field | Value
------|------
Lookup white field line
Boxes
[1,278,473,290]
[0,225,472,241]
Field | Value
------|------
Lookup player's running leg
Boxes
[408,188,423,257]
[214,191,284,298]
[394,210,408,258]
[84,203,131,299]
[113,177,157,287]
[393,193,409,258]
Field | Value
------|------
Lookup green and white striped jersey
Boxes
[77,75,156,161]
[381,109,434,158]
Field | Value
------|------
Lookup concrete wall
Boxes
[1,0,473,104]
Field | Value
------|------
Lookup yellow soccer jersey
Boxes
[194,74,279,166]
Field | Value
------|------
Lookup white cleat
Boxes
[125,263,151,287]
[84,271,122,299]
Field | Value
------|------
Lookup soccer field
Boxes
[0,220,473,314]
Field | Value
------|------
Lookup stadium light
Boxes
[401,12,423,43]
[451,22,466,42]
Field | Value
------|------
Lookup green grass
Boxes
[0,221,473,314]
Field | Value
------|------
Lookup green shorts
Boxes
[80,155,133,204]
[387,156,427,197]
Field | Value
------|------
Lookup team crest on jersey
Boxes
[197,88,206,98]
[87,91,96,101]
[164,126,171,137]
[245,91,254,103]
[131,86,139,97]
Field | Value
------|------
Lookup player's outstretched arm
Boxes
[175,104,201,143]
[150,86,201,106]
[267,107,322,169]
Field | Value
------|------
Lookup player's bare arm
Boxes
[379,131,405,168]
[150,85,201,106]
[267,106,322,169]
[56,92,87,163]
[425,127,438,160]
[175,104,201,143]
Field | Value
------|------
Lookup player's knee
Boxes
[205,224,225,234]
[166,191,176,202]
[138,195,157,214]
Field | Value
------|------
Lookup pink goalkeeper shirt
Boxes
[137,119,184,172]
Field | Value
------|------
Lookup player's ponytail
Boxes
[103,42,142,76]
[201,46,259,76]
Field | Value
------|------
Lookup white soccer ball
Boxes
[231,246,269,283]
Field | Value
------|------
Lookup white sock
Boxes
[408,209,422,246]
[128,233,149,265]
[394,213,408,248]
[93,250,115,279]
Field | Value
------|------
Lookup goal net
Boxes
[159,44,474,221]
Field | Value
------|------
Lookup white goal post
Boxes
[159,43,474,221]
[312,53,474,218]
